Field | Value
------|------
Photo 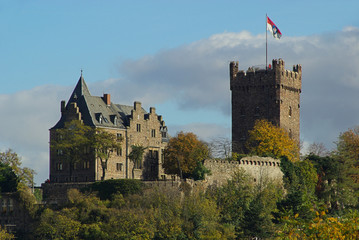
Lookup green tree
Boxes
[0,162,19,193]
[0,149,37,216]
[92,129,122,180]
[51,120,93,180]
[332,127,359,209]
[35,208,81,240]
[163,132,210,179]
[0,149,35,187]
[275,157,318,222]
[246,119,299,161]
[128,145,146,178]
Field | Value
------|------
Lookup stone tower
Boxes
[230,59,302,153]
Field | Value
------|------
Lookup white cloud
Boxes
[2,27,359,184]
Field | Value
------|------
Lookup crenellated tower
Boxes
[230,59,302,153]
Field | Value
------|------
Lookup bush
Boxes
[86,179,144,200]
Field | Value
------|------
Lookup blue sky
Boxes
[0,1,359,184]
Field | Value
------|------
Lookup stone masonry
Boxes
[204,156,283,186]
[230,59,302,153]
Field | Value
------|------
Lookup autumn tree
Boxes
[246,119,299,161]
[92,129,122,180]
[51,120,93,180]
[163,132,210,179]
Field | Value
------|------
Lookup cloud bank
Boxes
[1,27,359,184]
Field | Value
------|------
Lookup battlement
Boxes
[230,59,302,91]
[203,156,283,186]
[230,58,301,154]
[204,156,281,168]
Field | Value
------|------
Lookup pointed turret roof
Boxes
[67,73,91,106]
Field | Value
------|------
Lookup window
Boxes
[151,129,156,138]
[57,149,63,155]
[240,107,245,117]
[162,131,167,138]
[83,161,90,169]
[117,148,122,156]
[136,124,141,132]
[116,163,123,171]
[254,107,260,116]
[154,150,159,160]
[134,158,142,169]
[117,133,122,139]
[56,163,63,171]
[289,106,292,117]
[2,199,7,213]
[289,129,293,139]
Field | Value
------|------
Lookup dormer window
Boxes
[114,116,118,125]
[99,115,103,124]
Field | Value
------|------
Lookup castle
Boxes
[230,59,302,153]
[49,74,170,183]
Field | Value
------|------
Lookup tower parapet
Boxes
[230,59,301,153]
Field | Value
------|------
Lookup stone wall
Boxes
[204,156,283,186]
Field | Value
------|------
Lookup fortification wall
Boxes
[204,156,283,186]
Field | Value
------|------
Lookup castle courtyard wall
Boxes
[204,156,283,186]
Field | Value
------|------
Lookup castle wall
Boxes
[204,156,283,186]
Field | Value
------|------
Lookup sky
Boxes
[0,0,358,185]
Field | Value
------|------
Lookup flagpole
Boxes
[266,13,268,70]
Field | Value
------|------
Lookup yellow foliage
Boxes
[246,119,299,161]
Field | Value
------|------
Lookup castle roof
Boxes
[67,74,91,107]
[51,76,147,130]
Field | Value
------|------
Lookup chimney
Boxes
[150,107,156,114]
[103,94,111,105]
[134,101,141,111]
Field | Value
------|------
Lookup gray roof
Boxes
[52,76,148,130]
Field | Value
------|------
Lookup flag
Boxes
[267,16,282,39]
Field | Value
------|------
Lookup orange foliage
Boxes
[163,132,209,177]
[246,119,299,161]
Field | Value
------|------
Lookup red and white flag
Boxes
[267,16,282,39]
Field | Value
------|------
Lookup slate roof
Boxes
[51,75,147,130]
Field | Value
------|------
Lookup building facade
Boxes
[230,59,302,153]
[49,75,169,183]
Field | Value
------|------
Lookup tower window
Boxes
[151,129,156,138]
[240,107,245,117]
[254,107,260,116]
[136,124,141,132]
[289,106,292,117]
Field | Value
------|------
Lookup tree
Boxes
[128,145,146,179]
[246,119,299,162]
[51,120,93,180]
[0,227,15,240]
[208,137,232,159]
[92,129,122,180]
[0,162,18,193]
[307,142,330,157]
[275,157,318,222]
[163,132,210,179]
[0,149,35,187]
